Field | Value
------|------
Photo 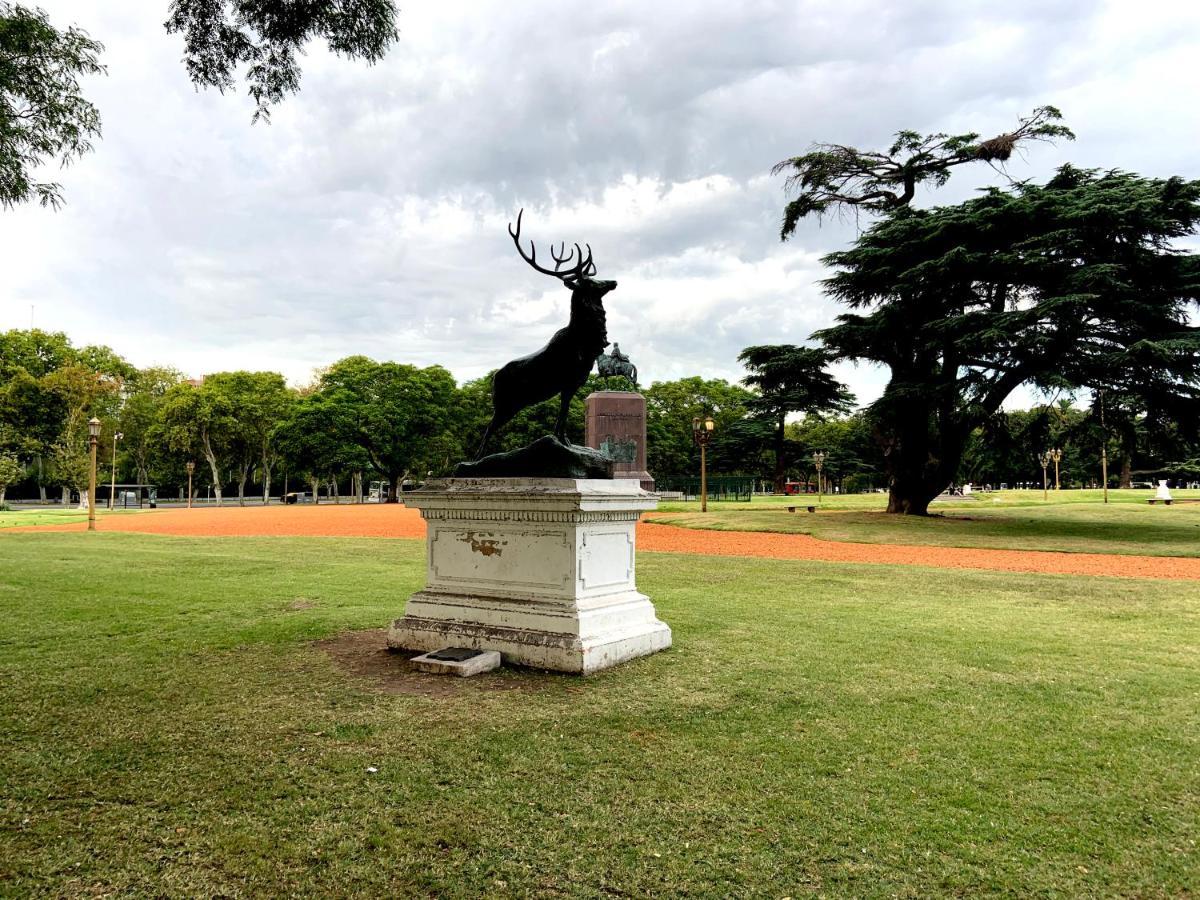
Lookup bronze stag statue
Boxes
[474,210,615,458]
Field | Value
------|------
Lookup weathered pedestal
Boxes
[585,391,654,490]
[387,477,670,674]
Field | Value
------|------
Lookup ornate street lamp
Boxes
[186,460,195,509]
[87,417,101,532]
[812,451,826,504]
[108,431,123,510]
[692,415,715,513]
[1039,450,1052,501]
[1050,448,1063,491]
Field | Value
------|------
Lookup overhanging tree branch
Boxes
[773,106,1075,238]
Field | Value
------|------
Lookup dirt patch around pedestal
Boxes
[313,628,542,698]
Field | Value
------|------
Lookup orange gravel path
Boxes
[9,504,1200,581]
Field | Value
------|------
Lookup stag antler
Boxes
[509,209,594,283]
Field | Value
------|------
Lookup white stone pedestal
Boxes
[387,478,670,674]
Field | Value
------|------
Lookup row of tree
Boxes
[3,326,1197,508]
[0,329,845,504]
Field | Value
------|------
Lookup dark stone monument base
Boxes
[454,435,614,479]
[585,391,654,491]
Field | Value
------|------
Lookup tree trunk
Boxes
[261,444,273,505]
[201,433,223,506]
[1119,454,1132,490]
[0,486,6,505]
[236,461,250,507]
[331,477,340,504]
[61,485,70,505]
[386,476,399,503]
[37,455,46,502]
[878,412,966,516]
[311,477,320,504]
[886,487,936,515]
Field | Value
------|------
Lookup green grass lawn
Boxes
[658,487,1200,513]
[0,508,144,528]
[652,490,1200,558]
[1,533,1197,895]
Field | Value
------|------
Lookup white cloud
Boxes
[2,0,1198,408]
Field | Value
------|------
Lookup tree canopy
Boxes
[643,377,754,481]
[0,329,129,500]
[738,344,854,490]
[159,377,238,504]
[315,356,461,501]
[0,1,400,209]
[817,166,1200,514]
[165,0,399,121]
[772,106,1074,237]
[0,3,104,209]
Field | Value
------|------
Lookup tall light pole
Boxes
[87,418,101,532]
[186,460,195,509]
[1039,450,1051,501]
[1050,448,1062,491]
[108,431,123,509]
[692,415,715,513]
[812,451,826,504]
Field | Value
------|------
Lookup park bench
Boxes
[1147,498,1200,505]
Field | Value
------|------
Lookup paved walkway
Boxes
[9,505,1200,581]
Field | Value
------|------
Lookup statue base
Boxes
[585,391,654,491]
[454,435,613,479]
[387,478,670,674]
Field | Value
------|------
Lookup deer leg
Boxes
[477,415,500,459]
[554,391,573,443]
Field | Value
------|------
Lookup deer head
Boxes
[508,209,617,298]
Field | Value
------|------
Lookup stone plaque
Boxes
[426,647,484,662]
[585,391,654,491]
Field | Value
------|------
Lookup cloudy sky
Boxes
[4,0,1199,405]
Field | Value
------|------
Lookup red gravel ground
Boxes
[11,504,1200,581]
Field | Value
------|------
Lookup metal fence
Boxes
[654,476,753,502]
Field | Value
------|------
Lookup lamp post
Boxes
[692,415,715,513]
[1039,450,1052,501]
[186,460,195,509]
[1050,448,1063,491]
[812,451,826,504]
[87,417,101,531]
[108,431,123,509]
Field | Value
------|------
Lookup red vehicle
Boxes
[782,481,811,495]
